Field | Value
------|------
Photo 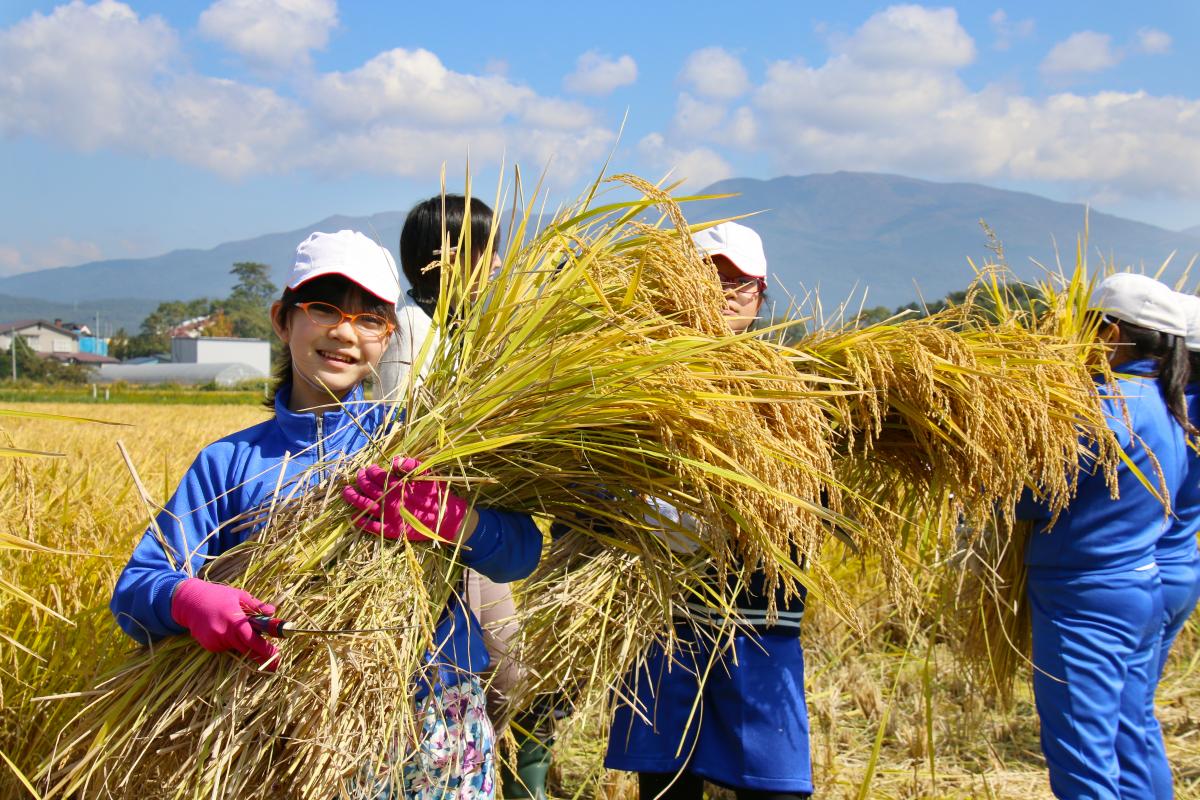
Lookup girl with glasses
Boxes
[110,229,543,800]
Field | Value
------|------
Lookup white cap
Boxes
[1092,273,1186,338]
[287,230,400,305]
[692,221,767,280]
[1176,291,1200,352]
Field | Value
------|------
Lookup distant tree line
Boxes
[854,283,1044,326]
[109,263,277,360]
[765,282,1045,345]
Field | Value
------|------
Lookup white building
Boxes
[171,337,271,376]
[0,320,79,354]
[97,362,265,387]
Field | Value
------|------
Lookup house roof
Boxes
[0,319,80,338]
[44,351,119,365]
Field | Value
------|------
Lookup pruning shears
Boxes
[247,614,417,639]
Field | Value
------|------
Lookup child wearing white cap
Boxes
[603,221,814,800]
[1016,272,1189,799]
[1143,290,1200,798]
[375,193,561,800]
[111,230,543,800]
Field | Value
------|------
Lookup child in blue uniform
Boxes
[111,230,542,800]
[376,193,560,800]
[1145,291,1200,798]
[1018,273,1189,800]
[605,222,812,800]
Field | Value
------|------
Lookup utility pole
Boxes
[10,335,16,381]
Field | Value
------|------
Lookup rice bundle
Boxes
[813,276,1116,589]
[939,266,1127,699]
[500,266,1123,733]
[37,175,857,799]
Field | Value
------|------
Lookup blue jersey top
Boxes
[110,383,542,694]
[1020,360,1187,573]
[1159,383,1200,564]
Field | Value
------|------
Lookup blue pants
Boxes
[1028,567,1163,800]
[605,627,813,794]
[1146,553,1200,799]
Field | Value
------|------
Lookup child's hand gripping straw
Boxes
[342,457,468,542]
[170,578,279,669]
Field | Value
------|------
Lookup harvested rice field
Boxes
[2,402,1197,798]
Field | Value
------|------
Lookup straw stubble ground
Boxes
[2,402,1198,799]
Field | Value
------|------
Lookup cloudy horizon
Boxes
[2,0,1198,276]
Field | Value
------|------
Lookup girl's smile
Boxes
[272,300,390,412]
[317,349,358,365]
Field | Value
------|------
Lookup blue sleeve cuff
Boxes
[460,507,542,582]
[114,571,188,645]
[1014,487,1049,523]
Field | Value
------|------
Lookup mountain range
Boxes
[3,172,1199,332]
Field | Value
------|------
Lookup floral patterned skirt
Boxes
[346,676,496,800]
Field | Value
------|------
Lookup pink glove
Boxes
[342,457,468,542]
[170,578,279,669]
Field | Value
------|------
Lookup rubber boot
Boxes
[502,734,552,800]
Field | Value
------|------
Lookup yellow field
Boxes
[2,403,1198,799]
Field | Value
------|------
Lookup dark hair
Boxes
[399,195,496,315]
[1106,317,1194,433]
[266,274,399,411]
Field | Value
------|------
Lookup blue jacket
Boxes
[1020,360,1187,573]
[110,383,542,692]
[1160,383,1200,564]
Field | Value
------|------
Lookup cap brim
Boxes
[703,250,766,279]
[289,267,399,306]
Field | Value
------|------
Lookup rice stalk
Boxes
[36,173,856,799]
[501,259,1122,750]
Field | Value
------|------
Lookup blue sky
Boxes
[1,0,1198,276]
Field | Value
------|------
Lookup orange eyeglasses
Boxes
[295,302,394,339]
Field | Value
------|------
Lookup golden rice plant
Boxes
[936,255,1127,700]
[36,174,860,799]
[498,260,1123,755]
[0,404,265,798]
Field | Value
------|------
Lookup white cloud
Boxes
[307,48,613,182]
[679,47,750,101]
[841,4,975,69]
[563,51,637,95]
[0,245,24,276]
[1136,27,1172,55]
[0,238,105,276]
[663,4,1200,206]
[0,1,177,150]
[637,133,733,189]
[146,75,309,178]
[0,0,305,177]
[0,3,615,185]
[988,9,1034,51]
[198,0,337,71]
[726,106,758,149]
[311,48,539,126]
[305,122,613,186]
[671,92,727,135]
[1040,31,1121,77]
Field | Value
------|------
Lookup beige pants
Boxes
[464,571,523,719]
